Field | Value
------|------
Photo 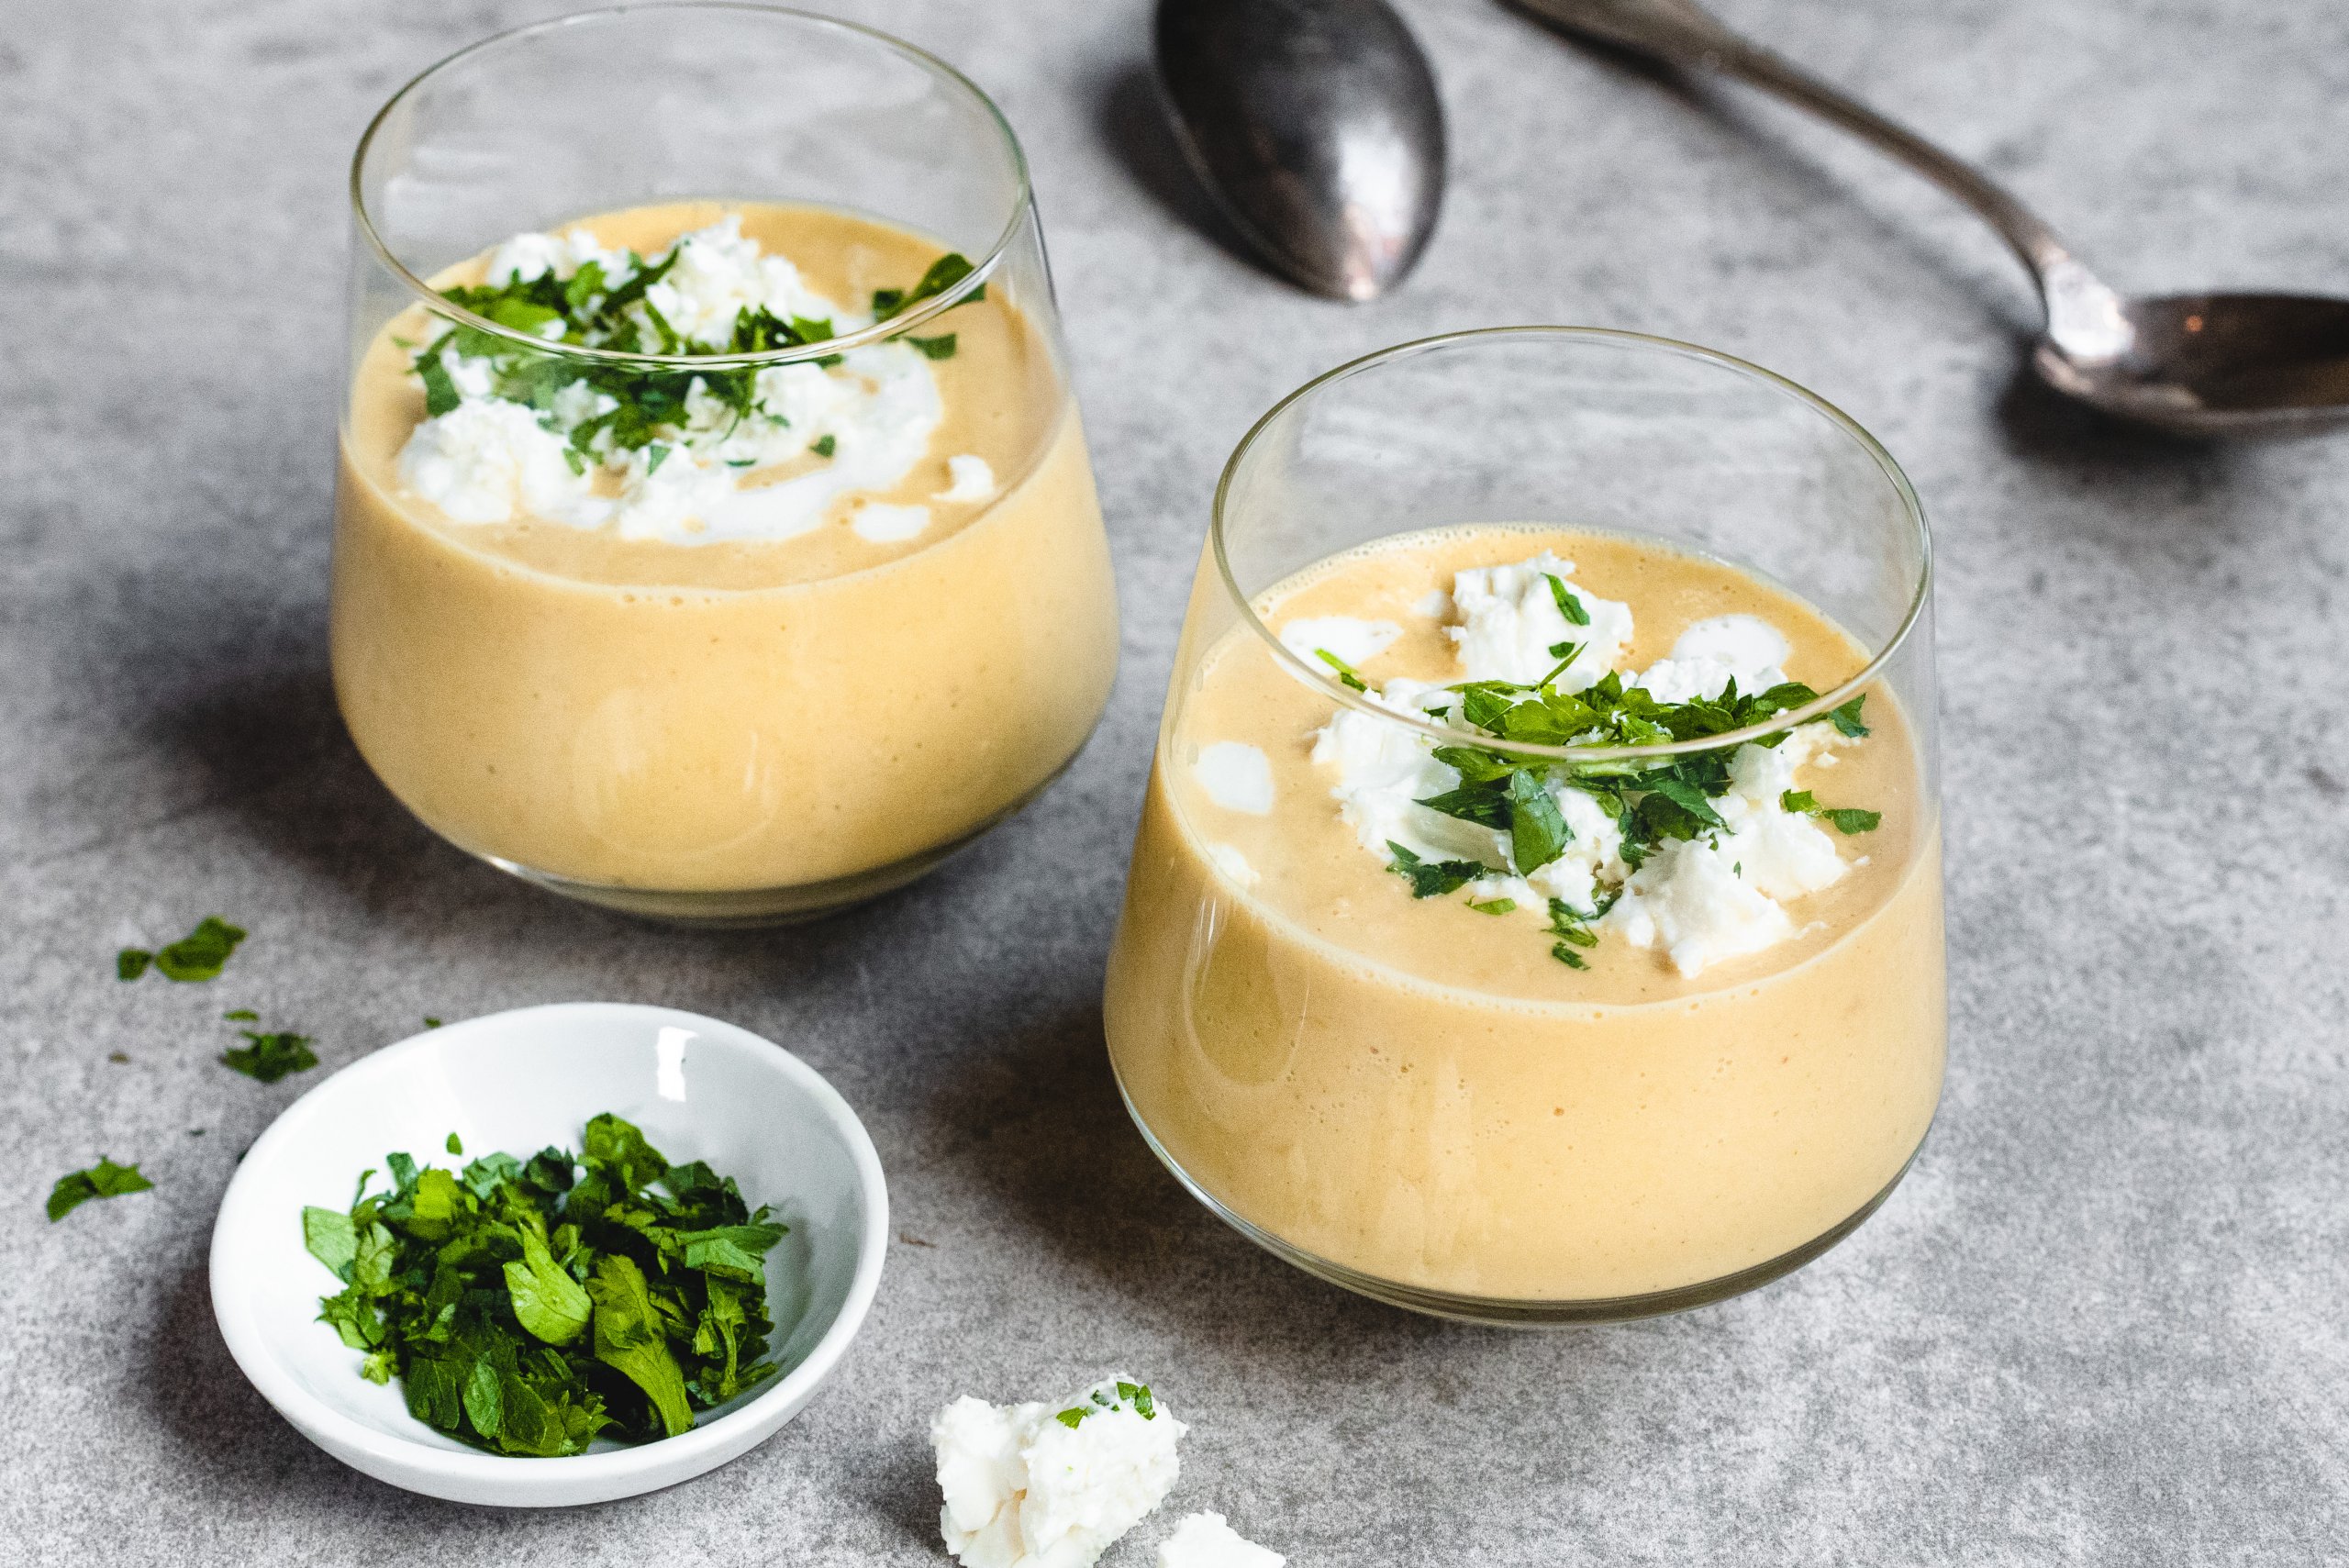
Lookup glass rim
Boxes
[347,2,1030,371]
[1208,325,1934,765]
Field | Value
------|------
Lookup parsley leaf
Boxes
[1386,842,1489,898]
[1829,694,1871,738]
[416,350,461,417]
[1415,782,1513,830]
[1316,648,1369,692]
[47,1158,153,1221]
[589,1255,696,1438]
[221,1028,317,1083]
[871,252,982,322]
[304,1111,789,1454]
[1780,789,1882,834]
[907,333,957,360]
[123,916,247,983]
[1546,573,1590,626]
[810,434,836,458]
[1467,896,1518,916]
[506,1221,593,1346]
[1542,895,1617,970]
[1507,769,1572,874]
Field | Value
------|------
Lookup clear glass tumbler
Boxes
[1104,328,1943,1324]
[332,6,1117,925]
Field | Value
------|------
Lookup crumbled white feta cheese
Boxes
[484,227,625,287]
[395,397,595,524]
[1447,551,1632,690]
[1605,835,1794,973]
[933,1376,1185,1568]
[1158,1512,1284,1568]
[395,217,950,545]
[1277,615,1402,669]
[1194,742,1275,815]
[1597,725,1852,974]
[938,453,998,503]
[1311,678,1485,864]
[639,213,837,345]
[1634,613,1793,704]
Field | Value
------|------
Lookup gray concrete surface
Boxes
[5,0,2345,1562]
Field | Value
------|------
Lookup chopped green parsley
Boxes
[303,1113,787,1455]
[117,916,246,984]
[1053,1381,1158,1429]
[1369,666,1881,969]
[414,239,983,478]
[47,1158,153,1222]
[221,1024,318,1084]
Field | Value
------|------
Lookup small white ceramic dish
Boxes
[209,1002,887,1507]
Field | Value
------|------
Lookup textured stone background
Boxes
[4,0,2344,1562]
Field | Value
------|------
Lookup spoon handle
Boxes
[1509,0,2091,309]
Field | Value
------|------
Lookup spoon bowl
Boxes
[2037,292,2349,434]
[1155,0,1446,301]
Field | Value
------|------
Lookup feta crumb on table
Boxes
[933,1374,1185,1568]
[1158,1511,1286,1568]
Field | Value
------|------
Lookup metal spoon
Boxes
[1155,0,1447,302]
[1512,0,2349,435]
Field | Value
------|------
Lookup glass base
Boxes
[1114,1073,1927,1326]
[473,768,1069,929]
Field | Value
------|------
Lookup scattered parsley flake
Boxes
[446,1132,463,1156]
[1545,573,1590,626]
[1780,789,1881,834]
[1315,647,1370,692]
[907,333,957,361]
[1506,769,1572,874]
[222,1027,318,1084]
[1467,896,1518,917]
[871,252,982,322]
[46,1158,153,1222]
[118,917,246,983]
[416,350,461,417]
[1386,841,1489,899]
[810,435,836,458]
